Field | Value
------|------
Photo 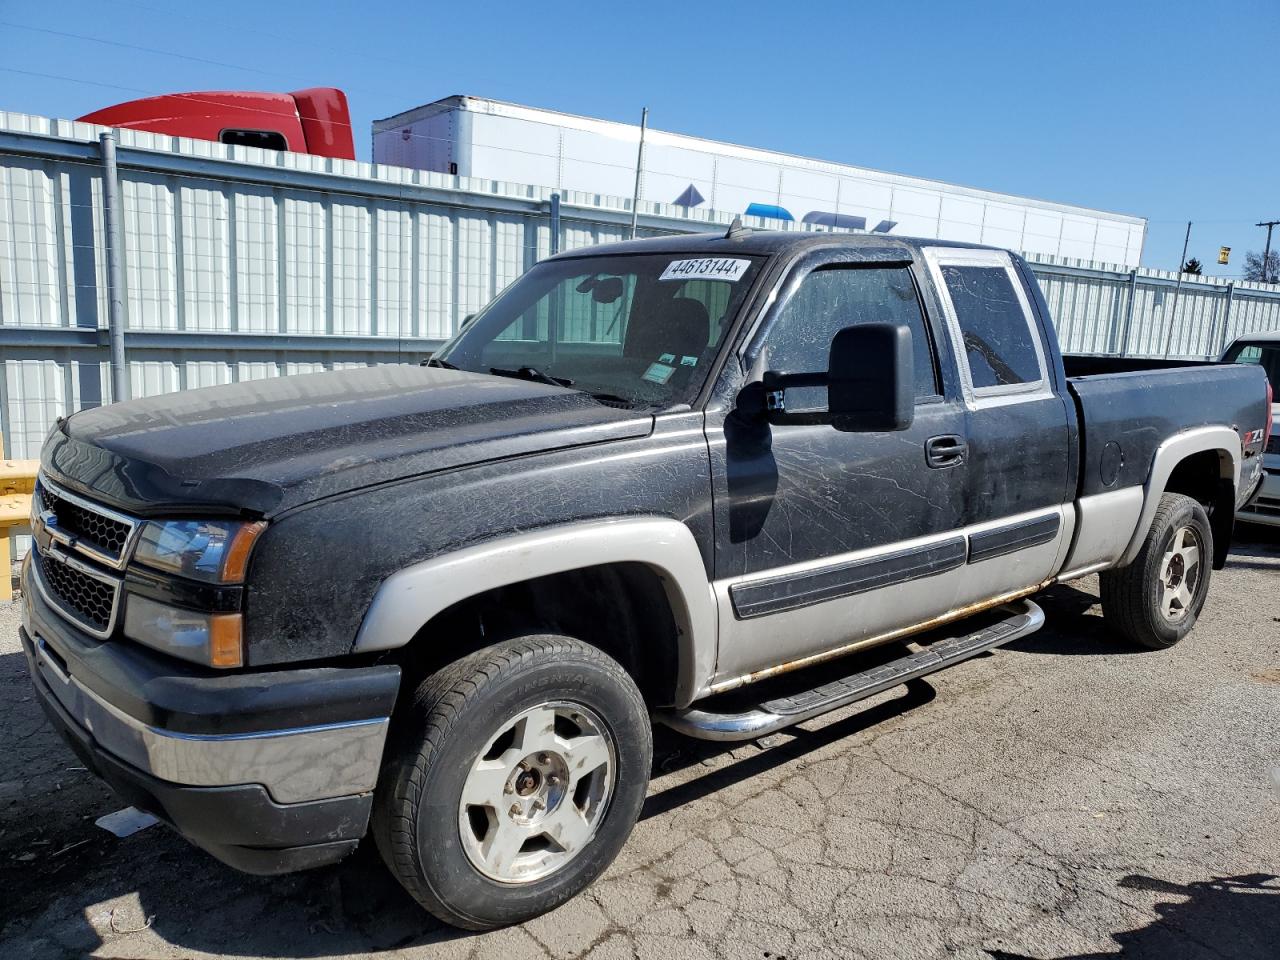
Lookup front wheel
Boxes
[1099,492,1213,649]
[373,636,651,930]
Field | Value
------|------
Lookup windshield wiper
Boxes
[584,391,640,408]
[489,366,575,387]
[423,356,458,369]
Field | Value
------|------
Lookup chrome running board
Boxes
[657,599,1044,742]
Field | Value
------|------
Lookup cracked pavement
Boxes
[1,531,1277,959]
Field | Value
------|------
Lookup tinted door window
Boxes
[764,265,938,400]
[941,265,1042,389]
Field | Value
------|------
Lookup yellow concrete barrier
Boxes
[0,459,39,603]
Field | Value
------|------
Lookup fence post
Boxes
[549,193,561,255]
[99,131,130,402]
[1216,282,1235,356]
[1117,269,1138,357]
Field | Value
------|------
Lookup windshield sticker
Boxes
[680,356,699,367]
[659,353,676,364]
[660,258,751,282]
[642,362,676,385]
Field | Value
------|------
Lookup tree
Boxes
[1182,257,1203,275]
[1243,250,1280,283]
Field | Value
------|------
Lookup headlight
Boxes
[123,594,243,668]
[133,519,266,584]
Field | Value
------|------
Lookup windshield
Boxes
[433,253,766,408]
[1224,341,1280,395]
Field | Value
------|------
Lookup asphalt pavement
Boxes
[2,529,1277,960]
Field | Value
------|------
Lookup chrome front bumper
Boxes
[20,553,402,874]
[29,634,388,805]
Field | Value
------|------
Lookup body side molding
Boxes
[1120,425,1240,566]
[729,537,967,619]
[967,514,1061,563]
[352,517,717,707]
[709,505,1067,684]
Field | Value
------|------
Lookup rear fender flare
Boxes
[351,517,717,707]
[1120,425,1239,566]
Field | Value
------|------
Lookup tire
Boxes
[1099,492,1213,650]
[372,635,651,930]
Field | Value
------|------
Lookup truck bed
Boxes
[1066,361,1265,500]
[1062,353,1221,377]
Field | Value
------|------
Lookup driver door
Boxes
[706,251,970,682]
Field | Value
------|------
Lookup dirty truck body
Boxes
[20,232,1270,929]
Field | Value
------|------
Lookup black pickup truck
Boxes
[20,230,1270,929]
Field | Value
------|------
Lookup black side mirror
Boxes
[759,322,914,432]
[827,322,914,431]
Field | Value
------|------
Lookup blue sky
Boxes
[1,0,1276,277]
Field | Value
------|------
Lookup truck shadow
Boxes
[0,643,458,957]
[1224,525,1280,571]
[1232,523,1280,549]
[985,872,1280,960]
[996,583,1146,658]
[642,677,937,820]
[1006,531,1278,657]
[0,648,939,958]
[1,551,1268,958]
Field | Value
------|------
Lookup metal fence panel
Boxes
[1034,269,1130,355]
[3,109,1280,468]
[1224,291,1280,348]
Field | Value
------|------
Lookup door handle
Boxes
[926,434,967,468]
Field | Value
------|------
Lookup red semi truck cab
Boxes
[77,87,356,160]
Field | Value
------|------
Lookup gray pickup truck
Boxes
[20,229,1270,929]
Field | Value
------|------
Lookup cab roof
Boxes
[1230,330,1280,344]
[545,229,1009,262]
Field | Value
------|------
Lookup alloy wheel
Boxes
[457,701,615,884]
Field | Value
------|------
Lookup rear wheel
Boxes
[1099,492,1213,649]
[373,635,651,930]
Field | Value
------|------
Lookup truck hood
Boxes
[42,366,653,516]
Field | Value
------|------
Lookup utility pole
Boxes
[629,107,648,239]
[1177,220,1192,273]
[1257,220,1280,283]
[1163,221,1192,356]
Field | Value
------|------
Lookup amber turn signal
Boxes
[222,521,267,583]
[209,613,244,668]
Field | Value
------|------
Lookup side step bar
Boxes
[658,599,1045,742]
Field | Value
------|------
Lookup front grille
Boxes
[39,482,132,558]
[38,552,117,633]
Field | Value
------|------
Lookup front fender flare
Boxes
[351,517,717,707]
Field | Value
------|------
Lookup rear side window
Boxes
[220,129,288,151]
[1227,342,1280,393]
[765,265,939,400]
[941,265,1042,389]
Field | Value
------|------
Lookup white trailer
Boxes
[373,95,1146,268]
